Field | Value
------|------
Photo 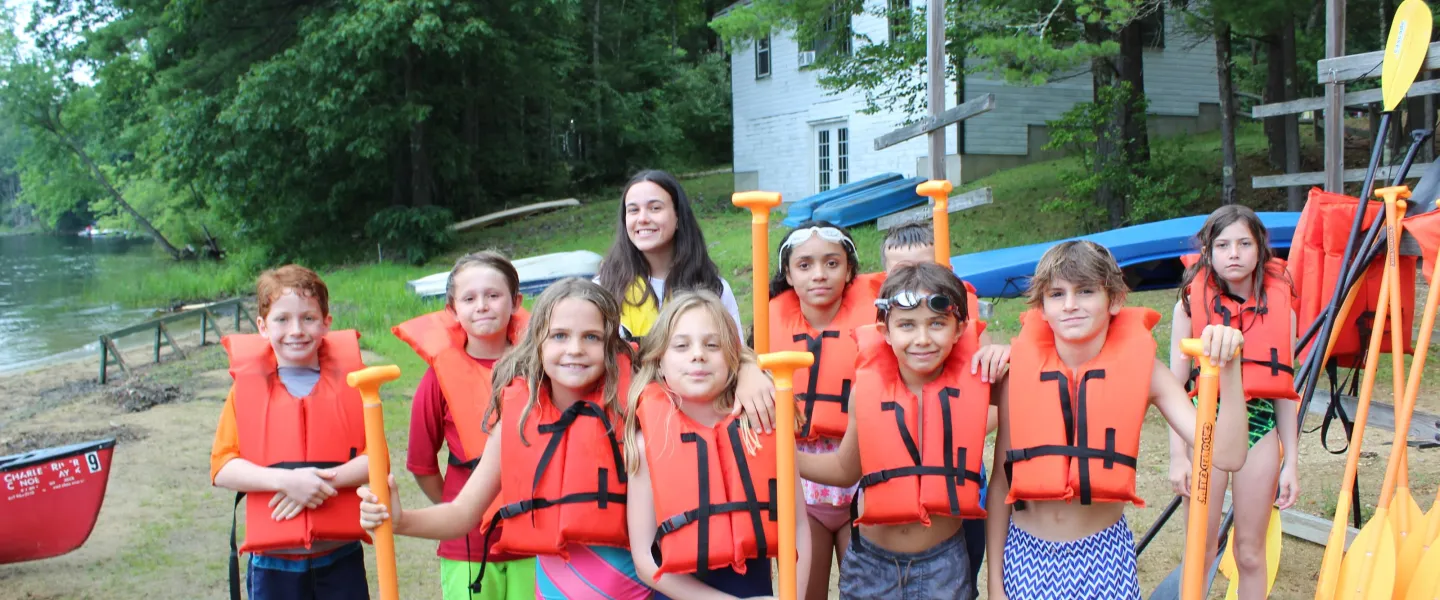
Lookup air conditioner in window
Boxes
[798,50,816,67]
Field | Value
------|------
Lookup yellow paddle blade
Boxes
[1337,517,1398,600]
[1408,543,1440,600]
[1398,487,1426,548]
[1220,507,1282,599]
[1383,0,1435,111]
[1399,511,1440,598]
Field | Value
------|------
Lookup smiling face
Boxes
[540,297,608,400]
[448,265,519,343]
[1210,220,1260,287]
[624,181,678,255]
[1040,277,1121,344]
[660,307,730,404]
[257,289,332,368]
[880,291,961,384]
[784,236,851,310]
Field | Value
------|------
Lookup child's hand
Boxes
[358,474,401,534]
[1168,455,1192,498]
[275,467,337,509]
[733,364,777,434]
[971,344,1011,383]
[1199,324,1244,368]
[1275,464,1300,510]
[269,491,313,521]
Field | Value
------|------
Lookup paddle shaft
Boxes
[733,192,782,354]
[1314,250,1397,599]
[1180,339,1220,600]
[349,365,403,600]
[758,352,816,600]
[918,180,954,265]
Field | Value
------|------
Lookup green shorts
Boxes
[440,557,536,600]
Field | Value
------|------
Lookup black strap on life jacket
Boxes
[857,388,983,516]
[471,400,628,594]
[793,331,852,438]
[447,452,480,470]
[649,419,778,576]
[228,455,351,600]
[1004,369,1137,505]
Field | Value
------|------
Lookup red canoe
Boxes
[1,438,116,564]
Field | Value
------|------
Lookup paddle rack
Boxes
[1252,42,1440,193]
[97,297,256,383]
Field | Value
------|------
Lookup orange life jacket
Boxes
[1005,308,1158,506]
[491,358,633,558]
[391,308,531,466]
[1289,189,1415,364]
[224,330,371,554]
[852,323,990,526]
[636,383,779,579]
[768,282,878,439]
[1404,208,1440,279]
[1179,256,1298,401]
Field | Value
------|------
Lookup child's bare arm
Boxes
[795,402,861,487]
[329,454,370,488]
[365,431,500,541]
[733,352,777,434]
[1151,325,1249,472]
[986,378,1011,599]
[413,474,444,504]
[1166,300,1194,496]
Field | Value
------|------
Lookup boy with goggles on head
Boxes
[795,261,1001,599]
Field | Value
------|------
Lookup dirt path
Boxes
[2,319,1437,598]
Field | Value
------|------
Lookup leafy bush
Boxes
[365,206,455,265]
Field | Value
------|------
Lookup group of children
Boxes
[210,168,1301,599]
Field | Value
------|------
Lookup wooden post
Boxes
[99,336,108,384]
[926,0,946,181]
[1325,0,1346,192]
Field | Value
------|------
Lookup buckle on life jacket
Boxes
[858,389,983,516]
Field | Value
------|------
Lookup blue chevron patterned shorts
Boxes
[838,527,973,600]
[1001,517,1140,600]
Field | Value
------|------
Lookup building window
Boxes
[817,129,832,192]
[888,0,911,42]
[756,34,771,78]
[801,5,852,64]
[815,124,849,192]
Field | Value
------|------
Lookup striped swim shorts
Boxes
[1001,517,1140,600]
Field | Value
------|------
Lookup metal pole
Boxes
[927,0,946,181]
[1324,0,1346,192]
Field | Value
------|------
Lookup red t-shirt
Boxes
[406,358,521,563]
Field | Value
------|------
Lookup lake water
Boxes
[0,234,160,371]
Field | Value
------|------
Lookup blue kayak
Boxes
[812,176,928,228]
[951,212,1302,298]
[782,173,904,227]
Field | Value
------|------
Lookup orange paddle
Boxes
[349,365,403,600]
[1179,338,1224,600]
[757,351,816,600]
[732,192,782,354]
[917,180,954,265]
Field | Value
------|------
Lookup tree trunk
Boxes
[592,0,603,160]
[1283,15,1305,210]
[1117,19,1149,164]
[1216,19,1238,205]
[65,137,182,259]
[403,48,432,207]
[1093,54,1126,230]
[1265,29,1287,169]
